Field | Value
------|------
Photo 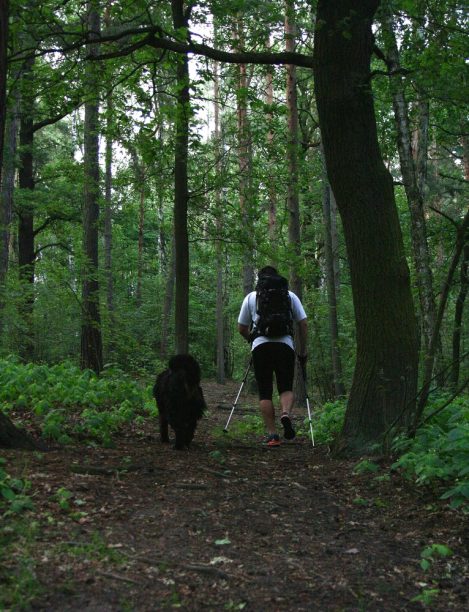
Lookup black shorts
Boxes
[252,342,295,401]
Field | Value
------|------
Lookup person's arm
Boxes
[238,323,250,343]
[296,318,308,359]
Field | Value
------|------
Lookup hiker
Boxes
[237,266,307,447]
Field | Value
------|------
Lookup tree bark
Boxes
[0,411,41,450]
[285,0,302,299]
[0,91,19,336]
[265,37,277,245]
[235,21,254,296]
[314,0,419,453]
[80,0,103,374]
[104,95,114,350]
[322,165,346,398]
[214,59,225,384]
[0,0,8,182]
[451,244,468,387]
[17,56,36,361]
[171,0,190,353]
[381,9,436,358]
[160,242,175,361]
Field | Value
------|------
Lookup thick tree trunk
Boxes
[381,11,436,358]
[285,0,302,299]
[0,411,40,450]
[80,1,103,374]
[171,0,190,353]
[314,0,419,453]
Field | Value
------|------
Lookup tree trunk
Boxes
[104,95,114,353]
[80,0,103,374]
[265,38,277,244]
[160,242,175,361]
[322,163,346,398]
[171,0,190,353]
[451,244,468,387]
[0,411,41,450]
[314,0,419,454]
[0,92,19,336]
[285,0,302,299]
[214,59,225,384]
[0,0,8,182]
[236,21,254,296]
[18,58,36,360]
[381,10,436,359]
[0,1,38,449]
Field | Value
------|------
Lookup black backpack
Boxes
[253,274,293,338]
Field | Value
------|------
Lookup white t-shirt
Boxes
[238,290,307,351]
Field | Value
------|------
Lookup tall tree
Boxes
[314,0,419,453]
[80,0,103,373]
[171,0,190,353]
[380,6,437,359]
[285,0,302,299]
[0,0,7,182]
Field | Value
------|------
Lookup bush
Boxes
[392,394,469,509]
[0,358,149,445]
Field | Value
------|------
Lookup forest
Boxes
[0,0,468,609]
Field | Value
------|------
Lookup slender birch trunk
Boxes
[265,37,277,244]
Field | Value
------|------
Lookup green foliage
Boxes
[353,459,380,475]
[392,395,469,509]
[304,399,347,445]
[0,458,34,515]
[419,543,453,571]
[0,358,148,445]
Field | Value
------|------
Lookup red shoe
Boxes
[265,434,281,447]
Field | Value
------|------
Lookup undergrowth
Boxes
[392,394,469,510]
[0,356,155,446]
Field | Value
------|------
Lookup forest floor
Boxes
[2,380,469,611]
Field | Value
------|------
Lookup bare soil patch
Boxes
[2,380,468,610]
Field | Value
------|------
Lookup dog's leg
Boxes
[159,412,170,444]
[174,428,186,450]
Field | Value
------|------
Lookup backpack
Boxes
[253,274,293,338]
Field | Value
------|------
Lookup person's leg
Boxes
[274,345,296,439]
[252,344,278,438]
[259,399,276,434]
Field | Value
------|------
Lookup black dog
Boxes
[153,354,206,450]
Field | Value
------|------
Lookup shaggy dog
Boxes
[153,354,206,450]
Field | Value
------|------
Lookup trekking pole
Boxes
[299,357,315,446]
[223,357,252,433]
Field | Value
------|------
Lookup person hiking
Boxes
[237,266,308,447]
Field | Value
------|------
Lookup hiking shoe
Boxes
[265,434,281,447]
[281,414,296,440]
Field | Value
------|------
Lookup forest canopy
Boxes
[0,0,467,454]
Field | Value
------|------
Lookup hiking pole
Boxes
[298,357,315,446]
[223,357,252,433]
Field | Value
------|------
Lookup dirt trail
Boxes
[3,381,468,610]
